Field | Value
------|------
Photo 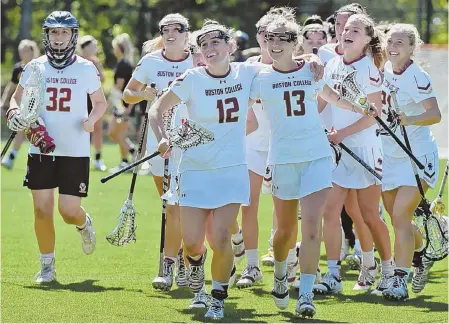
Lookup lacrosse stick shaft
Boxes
[438,161,449,199]
[157,158,170,277]
[338,142,382,181]
[1,131,17,159]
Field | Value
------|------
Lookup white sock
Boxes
[212,280,228,291]
[10,149,18,157]
[362,249,375,268]
[299,273,316,295]
[354,239,361,253]
[327,260,340,277]
[231,228,243,244]
[40,252,55,260]
[274,259,287,279]
[246,249,259,267]
[287,248,297,264]
[381,257,395,276]
[164,256,177,263]
[76,218,87,230]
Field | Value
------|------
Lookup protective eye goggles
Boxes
[159,24,188,35]
[196,30,229,46]
[264,32,297,43]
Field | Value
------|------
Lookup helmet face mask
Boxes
[42,11,79,69]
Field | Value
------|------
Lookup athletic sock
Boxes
[274,259,287,279]
[95,152,101,161]
[381,257,395,277]
[246,249,259,267]
[9,149,18,160]
[362,249,376,268]
[327,260,340,277]
[299,273,316,295]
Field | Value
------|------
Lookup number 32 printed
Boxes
[46,87,72,112]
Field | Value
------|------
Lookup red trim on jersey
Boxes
[392,60,413,75]
[161,49,190,62]
[204,65,231,78]
[272,59,305,74]
[343,54,366,65]
[414,76,431,91]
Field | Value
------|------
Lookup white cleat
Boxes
[353,263,378,291]
[346,251,362,270]
[371,274,390,295]
[77,214,96,255]
[204,296,224,320]
[35,257,56,284]
[412,258,434,293]
[175,248,188,288]
[1,157,13,170]
[189,286,210,308]
[93,159,107,172]
[382,270,409,300]
[236,265,263,288]
[152,258,175,291]
[313,272,343,294]
[271,274,289,310]
[287,259,299,286]
[261,248,275,267]
[296,292,316,318]
[232,239,245,265]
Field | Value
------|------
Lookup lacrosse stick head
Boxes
[340,70,370,112]
[21,61,46,124]
[423,214,448,261]
[106,199,137,246]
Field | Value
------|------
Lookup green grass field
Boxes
[1,145,448,323]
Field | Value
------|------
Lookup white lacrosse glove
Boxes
[6,108,29,131]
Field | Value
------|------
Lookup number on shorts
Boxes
[217,97,239,123]
[46,87,72,112]
[284,90,305,117]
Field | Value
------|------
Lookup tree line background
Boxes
[1,0,448,68]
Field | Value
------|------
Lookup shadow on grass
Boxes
[23,279,124,293]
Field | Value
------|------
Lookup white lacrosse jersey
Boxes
[250,60,332,164]
[381,60,438,158]
[132,49,193,150]
[169,62,261,172]
[324,55,382,147]
[19,55,101,157]
[244,56,270,152]
[318,43,343,129]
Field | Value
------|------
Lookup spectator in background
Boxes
[232,30,249,62]
[1,39,40,170]
[79,35,107,171]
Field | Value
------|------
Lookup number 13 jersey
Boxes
[169,62,260,172]
[249,60,331,165]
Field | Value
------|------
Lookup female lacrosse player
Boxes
[295,17,328,56]
[378,24,441,300]
[123,13,193,295]
[313,13,395,294]
[79,35,107,172]
[1,39,40,170]
[6,11,107,283]
[108,33,136,172]
[250,16,363,317]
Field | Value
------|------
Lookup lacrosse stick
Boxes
[326,129,382,181]
[340,70,424,170]
[105,83,156,246]
[390,90,448,261]
[1,61,46,158]
[431,160,448,216]
[157,158,170,278]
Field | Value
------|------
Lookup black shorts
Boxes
[23,154,90,197]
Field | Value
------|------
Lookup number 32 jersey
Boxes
[250,60,331,165]
[169,62,261,172]
[19,55,101,157]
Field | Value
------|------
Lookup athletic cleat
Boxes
[353,263,378,291]
[35,257,56,283]
[93,159,107,171]
[1,157,13,170]
[204,295,225,320]
[187,251,207,293]
[189,286,210,308]
[271,274,289,310]
[313,272,343,294]
[152,258,175,291]
[109,161,132,174]
[412,259,434,293]
[346,250,362,270]
[287,259,299,286]
[382,270,409,300]
[229,264,237,287]
[175,248,188,288]
[261,248,275,267]
[236,265,263,288]
[232,239,245,265]
[294,268,322,289]
[77,214,96,255]
[371,274,390,295]
[296,292,316,318]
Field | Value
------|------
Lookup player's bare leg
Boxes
[108,116,134,171]
[1,131,25,170]
[261,207,277,266]
[32,189,57,283]
[92,119,106,171]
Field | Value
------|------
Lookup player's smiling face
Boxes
[341,19,369,54]
[265,26,296,61]
[48,28,72,52]
[199,31,230,65]
[161,24,188,50]
[303,31,327,54]
[387,31,413,64]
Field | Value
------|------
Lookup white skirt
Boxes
[269,157,333,200]
[382,151,439,191]
[333,145,383,189]
[178,164,250,209]
[246,147,268,177]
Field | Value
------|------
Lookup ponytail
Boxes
[367,28,386,69]
[142,36,164,56]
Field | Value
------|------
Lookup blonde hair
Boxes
[142,36,164,56]
[112,33,135,63]
[387,23,423,57]
[78,35,97,54]
[347,14,386,69]
[18,39,40,58]
[266,17,300,41]
[256,6,296,30]
[195,19,237,54]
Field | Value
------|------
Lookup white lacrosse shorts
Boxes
[269,157,333,200]
[147,148,180,177]
[382,151,439,192]
[178,164,250,209]
[246,147,268,177]
[332,145,383,189]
